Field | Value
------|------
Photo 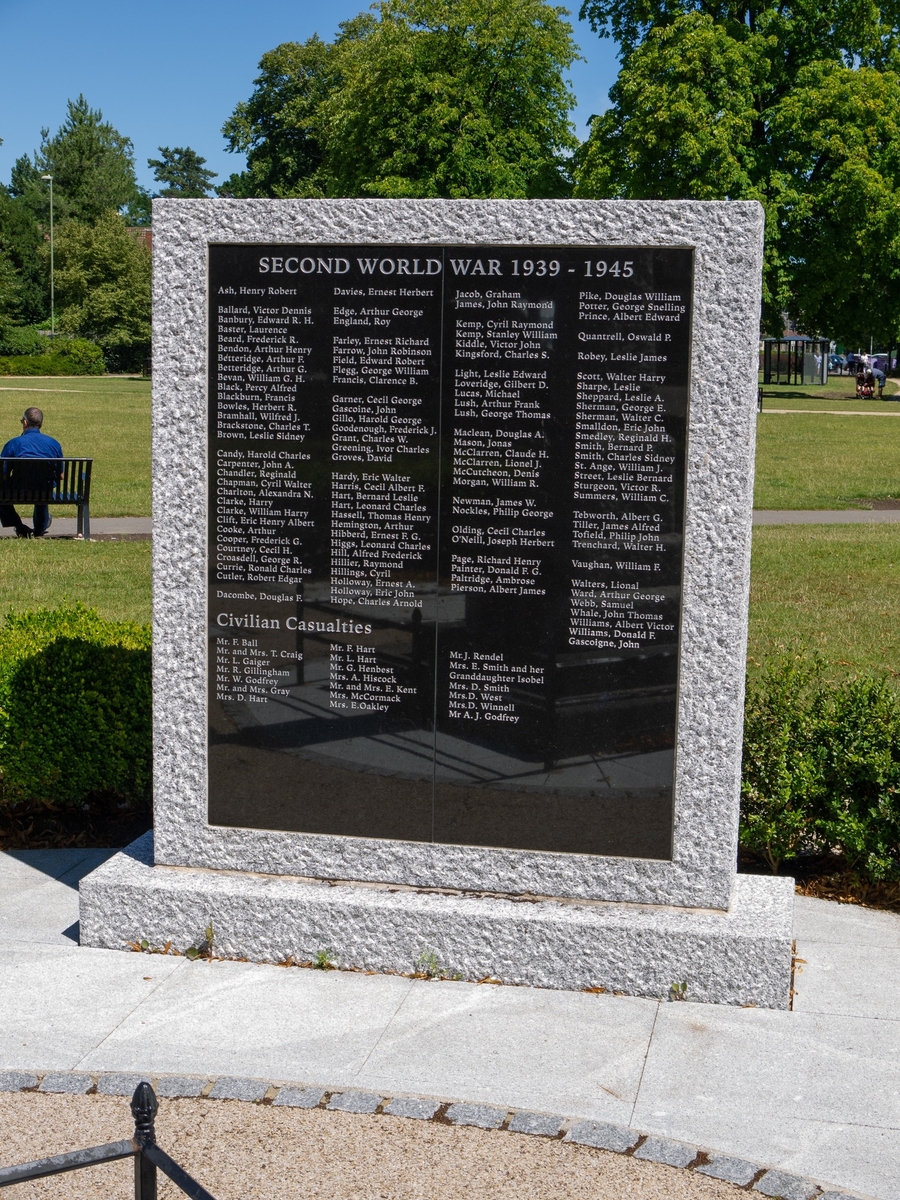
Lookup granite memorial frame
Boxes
[152,199,763,911]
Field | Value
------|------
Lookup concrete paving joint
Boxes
[0,1069,873,1200]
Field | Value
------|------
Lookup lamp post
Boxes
[40,174,54,338]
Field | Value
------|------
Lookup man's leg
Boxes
[32,504,51,537]
[0,504,30,535]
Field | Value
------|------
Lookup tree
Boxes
[13,96,141,225]
[220,0,580,199]
[148,146,218,197]
[219,37,334,197]
[52,212,151,371]
[0,189,48,324]
[573,0,900,339]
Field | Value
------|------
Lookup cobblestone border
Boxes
[0,1069,865,1200]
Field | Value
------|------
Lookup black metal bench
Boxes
[0,457,93,539]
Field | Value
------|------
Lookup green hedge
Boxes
[0,327,47,356]
[741,653,900,880]
[0,339,104,376]
[0,605,151,809]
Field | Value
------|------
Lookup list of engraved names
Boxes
[208,243,691,853]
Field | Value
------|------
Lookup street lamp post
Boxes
[40,174,54,338]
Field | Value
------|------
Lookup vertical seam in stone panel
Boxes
[431,248,447,843]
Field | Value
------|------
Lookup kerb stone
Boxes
[633,1136,698,1167]
[754,1170,820,1200]
[565,1121,639,1153]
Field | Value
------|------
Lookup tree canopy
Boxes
[220,0,580,199]
[149,146,218,197]
[574,0,900,340]
[52,212,151,371]
[11,96,141,226]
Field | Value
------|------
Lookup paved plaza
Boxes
[0,848,897,1199]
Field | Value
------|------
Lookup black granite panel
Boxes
[206,245,693,859]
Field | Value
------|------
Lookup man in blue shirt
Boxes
[0,407,63,538]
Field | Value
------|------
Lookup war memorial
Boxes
[80,199,794,1007]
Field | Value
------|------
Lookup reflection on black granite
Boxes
[207,244,692,860]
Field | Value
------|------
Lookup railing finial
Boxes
[130,1082,158,1145]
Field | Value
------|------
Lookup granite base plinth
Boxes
[79,833,793,1009]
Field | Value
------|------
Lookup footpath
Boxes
[1,848,898,1200]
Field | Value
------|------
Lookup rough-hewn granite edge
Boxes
[80,833,792,1008]
[151,198,764,909]
[0,1068,866,1200]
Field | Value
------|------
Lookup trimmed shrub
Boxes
[741,653,900,880]
[0,338,104,376]
[0,326,48,356]
[0,605,151,809]
[55,337,105,374]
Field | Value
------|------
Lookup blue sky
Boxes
[0,0,620,194]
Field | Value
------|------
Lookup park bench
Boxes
[0,458,93,539]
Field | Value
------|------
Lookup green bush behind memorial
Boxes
[0,604,151,809]
[0,332,105,376]
[742,652,900,880]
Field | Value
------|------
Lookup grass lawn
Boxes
[0,376,150,517]
[759,373,900,412]
[754,411,900,508]
[0,540,151,625]
[748,524,900,678]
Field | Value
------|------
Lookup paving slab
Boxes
[633,1003,900,1197]
[792,939,900,1019]
[0,850,108,896]
[446,1102,507,1129]
[0,851,117,947]
[794,894,900,948]
[754,1169,820,1199]
[0,943,183,1072]
[0,1071,38,1092]
[565,1120,640,1152]
[76,958,414,1084]
[696,1155,761,1186]
[39,1072,93,1094]
[773,1121,900,1200]
[96,1072,147,1096]
[384,1096,441,1120]
[355,976,658,1124]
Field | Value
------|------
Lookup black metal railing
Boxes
[0,1082,215,1200]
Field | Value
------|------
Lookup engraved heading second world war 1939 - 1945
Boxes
[207,243,692,860]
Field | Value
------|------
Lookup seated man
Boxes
[0,407,63,538]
